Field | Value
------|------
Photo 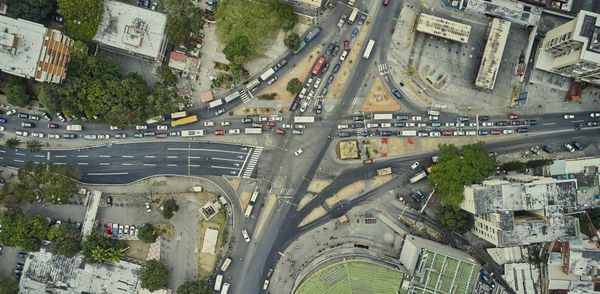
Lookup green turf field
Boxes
[295,259,404,294]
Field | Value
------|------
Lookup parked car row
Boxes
[338,128,531,138]
[107,222,139,237]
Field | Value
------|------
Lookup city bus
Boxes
[363,39,375,59]
[312,56,326,75]
[171,115,198,127]
[214,274,223,291]
[171,111,188,119]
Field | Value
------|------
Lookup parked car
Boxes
[29,115,40,121]
[18,113,29,119]
[587,121,599,127]
[214,130,225,135]
[157,125,168,130]
[48,123,59,128]
[106,196,112,207]
[573,141,583,150]
[564,143,575,153]
[326,43,335,55]
[563,114,575,119]
[391,88,402,99]
[344,40,350,51]
[333,64,340,73]
[508,114,518,119]
[136,124,147,130]
[543,145,553,153]
[410,162,419,169]
[62,133,76,139]
[42,113,51,121]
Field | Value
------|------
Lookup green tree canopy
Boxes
[7,0,53,23]
[5,138,21,149]
[436,205,474,234]
[80,232,127,264]
[162,199,179,219]
[57,0,104,42]
[284,32,301,50]
[47,223,82,256]
[0,208,48,252]
[428,142,497,210]
[3,76,29,107]
[156,66,178,87]
[25,139,43,153]
[138,223,159,243]
[223,35,250,64]
[0,277,20,294]
[13,162,81,204]
[177,280,212,294]
[161,0,205,49]
[500,161,527,172]
[286,78,302,95]
[140,259,169,292]
[38,85,63,114]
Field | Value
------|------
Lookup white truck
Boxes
[245,128,263,134]
[373,113,393,120]
[181,130,205,137]
[409,170,427,184]
[207,99,225,110]
[399,130,417,136]
[66,124,82,131]
[246,79,260,91]
[294,116,315,123]
[224,91,241,103]
[348,8,359,24]
[427,110,440,116]
[259,68,276,82]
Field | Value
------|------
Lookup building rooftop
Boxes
[19,248,142,294]
[549,237,600,292]
[93,0,167,61]
[548,156,600,176]
[416,13,472,43]
[0,15,46,80]
[475,18,511,90]
[464,0,542,26]
[502,263,540,293]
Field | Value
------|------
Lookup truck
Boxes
[362,39,375,59]
[207,98,224,109]
[377,167,392,176]
[294,116,315,123]
[145,115,164,124]
[427,110,440,116]
[224,91,241,103]
[245,128,263,134]
[304,27,321,43]
[171,111,188,119]
[293,41,307,54]
[181,130,205,137]
[348,8,359,24]
[275,59,287,70]
[409,170,427,184]
[244,205,254,218]
[259,68,276,82]
[246,79,261,91]
[399,130,417,137]
[373,113,393,120]
[66,124,82,131]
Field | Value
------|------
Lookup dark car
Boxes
[106,196,112,207]
[333,64,340,73]
[415,190,425,199]
[241,118,252,123]
[332,46,340,56]
[411,194,421,202]
[490,130,501,135]
[359,131,369,137]
[573,141,583,150]
[327,75,334,84]
[316,103,322,114]
[42,113,51,121]
[352,116,364,121]
[525,120,537,125]
[458,116,470,122]
[496,121,508,126]
[380,130,392,136]
[543,145,553,153]
[510,121,522,126]
[338,132,351,137]
[18,252,28,258]
[393,122,404,127]
[351,123,364,128]
[587,121,599,127]
[479,116,489,121]
[169,131,181,136]
[431,122,441,127]
[48,123,59,128]
[359,14,366,25]
[62,133,76,139]
[322,62,330,73]
[16,263,24,270]
[391,88,402,99]
[18,113,29,119]
[0,118,6,123]
[478,130,489,135]
[396,115,409,121]
[21,122,34,128]
[290,99,300,111]
[144,131,156,137]
[516,127,529,133]
[326,43,335,55]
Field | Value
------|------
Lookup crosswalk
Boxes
[240,88,252,103]
[378,64,389,75]
[241,146,263,178]
[279,187,295,196]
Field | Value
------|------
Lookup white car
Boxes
[417,123,426,128]
[428,115,439,121]
[481,122,494,127]
[411,116,422,121]
[456,123,465,128]
[337,124,349,129]
[145,202,151,213]
[294,148,304,156]
[269,116,283,122]
[118,225,123,235]
[455,131,465,136]
[405,122,416,127]
[429,131,441,137]
[294,124,305,129]
[110,125,119,130]
[221,121,231,126]
[0,126,4,131]
[32,132,44,138]
[6,109,16,116]
[157,125,168,130]
[16,130,29,136]
[124,225,130,235]
[48,134,60,139]
[564,143,575,153]
[563,114,575,119]
[258,116,268,122]
[590,112,600,118]
[465,131,477,136]
[136,125,147,130]
[469,122,477,127]
[380,123,391,128]
[306,78,313,86]
[203,121,215,127]
[308,90,315,99]
[445,122,455,127]
[503,129,514,134]
[130,225,135,235]
[410,162,419,169]
[282,124,292,129]
[98,134,110,139]
[263,280,270,290]
[367,123,379,128]
[241,229,251,242]
[228,129,241,135]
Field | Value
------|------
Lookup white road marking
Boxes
[34,161,40,164]
[237,149,252,177]
[77,155,88,158]
[55,162,66,165]
[211,165,239,170]
[167,156,178,159]
[87,172,129,176]
[122,155,133,158]
[47,152,50,160]
[212,157,244,162]
[77,163,88,165]
[144,156,156,158]
[99,163,111,166]
[0,150,5,153]
[167,164,178,167]
[55,155,66,158]
[542,123,556,126]
[122,163,133,166]
[572,120,583,123]
[143,163,156,166]
[100,155,111,158]
[168,147,246,154]
[14,159,24,163]
[34,155,45,158]
[15,153,24,156]
[188,164,200,167]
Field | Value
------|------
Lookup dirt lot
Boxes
[307,179,333,194]
[125,240,150,261]
[338,140,359,159]
[155,223,175,239]
[362,76,401,112]
[198,210,227,280]
[324,180,366,207]
[263,46,322,100]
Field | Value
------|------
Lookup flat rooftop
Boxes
[475,18,511,90]
[464,0,542,26]
[93,0,167,60]
[0,15,46,80]
[416,13,472,43]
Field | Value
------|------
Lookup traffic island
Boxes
[336,140,360,160]
[361,76,402,112]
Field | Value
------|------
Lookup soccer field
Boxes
[295,259,404,294]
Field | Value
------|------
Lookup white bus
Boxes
[224,91,241,103]
[214,274,223,291]
[294,116,315,123]
[363,39,375,59]
[207,99,225,110]
[181,130,205,137]
[221,283,230,294]
[244,128,263,134]
[244,205,254,218]
[348,8,359,24]
[373,113,393,120]
[246,79,260,91]
[221,257,232,272]
[171,111,188,119]
[249,191,259,205]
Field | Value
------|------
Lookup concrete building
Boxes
[461,176,580,247]
[0,15,72,83]
[475,18,511,90]
[535,10,600,85]
[93,0,168,62]
[548,237,600,292]
[416,13,472,43]
[502,262,540,293]
[462,0,542,27]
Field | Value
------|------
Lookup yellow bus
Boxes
[171,115,198,127]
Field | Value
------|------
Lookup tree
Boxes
[47,223,82,256]
[275,2,297,31]
[138,223,159,243]
[177,280,211,294]
[3,76,29,107]
[156,66,178,87]
[25,139,43,153]
[223,35,250,64]
[437,205,474,234]
[7,0,53,23]
[0,277,19,294]
[162,199,179,219]
[428,142,498,210]
[57,0,104,42]
[0,208,48,252]
[140,260,169,292]
[230,64,249,82]
[162,0,205,49]
[286,78,302,95]
[284,32,301,50]
[526,159,554,168]
[13,162,81,204]
[80,232,127,264]
[5,138,21,149]
[38,85,63,114]
[500,161,527,172]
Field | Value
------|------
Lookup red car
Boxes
[267,268,274,278]
[290,100,299,111]
[214,130,225,135]
[363,158,375,164]
[442,131,453,136]
[107,222,112,235]
[344,40,349,51]
[251,122,262,128]
[266,122,275,127]
[48,123,59,128]
[490,130,501,135]
[275,128,285,134]
[508,114,518,119]
[196,38,202,43]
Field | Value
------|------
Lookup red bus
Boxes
[312,56,326,75]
